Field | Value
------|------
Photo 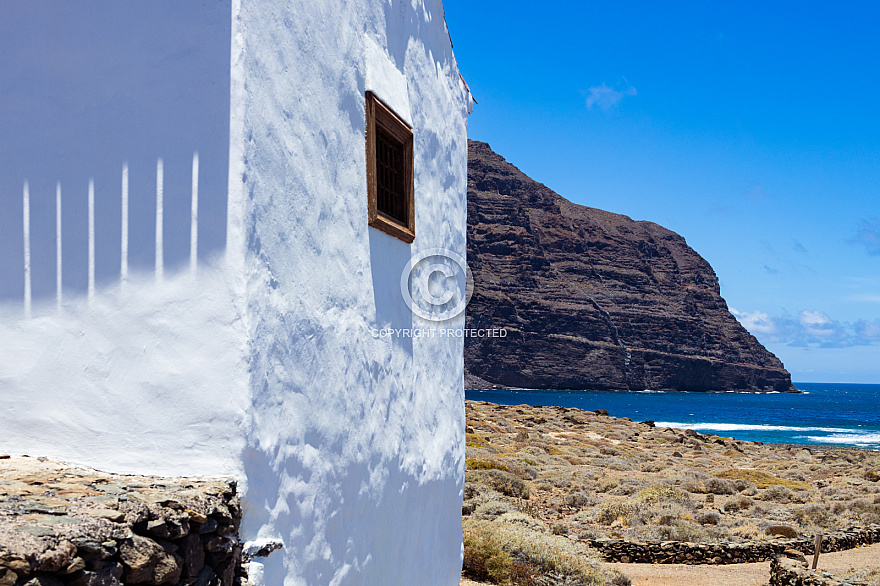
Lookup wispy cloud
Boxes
[791,239,807,254]
[746,184,767,202]
[584,81,637,111]
[853,218,880,255]
[849,293,880,303]
[731,308,880,348]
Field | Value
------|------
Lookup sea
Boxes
[465,382,880,450]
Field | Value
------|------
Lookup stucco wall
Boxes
[1,2,469,584]
[0,1,248,477]
[233,0,469,584]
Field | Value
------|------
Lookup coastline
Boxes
[465,384,880,451]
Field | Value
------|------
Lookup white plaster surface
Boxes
[0,264,248,477]
[234,1,468,584]
[1,1,469,584]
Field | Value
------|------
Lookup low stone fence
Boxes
[585,525,880,565]
[0,456,247,586]
[770,556,867,586]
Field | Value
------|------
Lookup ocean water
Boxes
[465,383,880,450]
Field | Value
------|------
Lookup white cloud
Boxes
[733,308,880,348]
[584,82,637,111]
[730,308,777,335]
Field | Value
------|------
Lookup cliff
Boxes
[465,140,796,392]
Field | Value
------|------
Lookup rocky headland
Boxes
[465,140,795,393]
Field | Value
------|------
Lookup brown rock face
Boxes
[465,140,795,392]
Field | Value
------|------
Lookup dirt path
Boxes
[461,543,880,586]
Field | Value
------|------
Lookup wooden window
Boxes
[366,91,414,243]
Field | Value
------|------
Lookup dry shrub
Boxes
[478,468,530,499]
[637,484,691,506]
[463,522,511,583]
[723,496,753,513]
[650,520,709,542]
[475,500,514,520]
[731,478,756,493]
[593,502,644,526]
[594,478,619,493]
[695,511,720,525]
[608,478,648,496]
[843,500,880,524]
[562,491,597,509]
[715,469,809,490]
[683,477,735,495]
[759,485,806,504]
[462,520,613,586]
[498,511,546,532]
[765,525,798,538]
[791,504,831,528]
[722,500,740,513]
[841,567,880,586]
[603,457,635,471]
[467,432,490,447]
[467,458,508,471]
[729,522,766,540]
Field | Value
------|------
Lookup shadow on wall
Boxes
[0,1,232,313]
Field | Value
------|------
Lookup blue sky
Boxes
[444,0,880,384]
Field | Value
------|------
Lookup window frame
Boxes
[365,90,415,244]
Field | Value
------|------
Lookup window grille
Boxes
[366,91,414,243]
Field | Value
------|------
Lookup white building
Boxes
[0,1,471,584]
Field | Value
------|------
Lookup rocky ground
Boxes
[0,456,246,586]
[462,400,880,585]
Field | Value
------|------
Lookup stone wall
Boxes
[0,456,251,586]
[770,556,867,586]
[585,525,880,565]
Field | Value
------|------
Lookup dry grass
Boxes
[714,468,809,490]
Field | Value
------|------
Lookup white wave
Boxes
[653,422,850,434]
[803,433,880,446]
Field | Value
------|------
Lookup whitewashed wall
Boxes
[0,1,248,476]
[233,0,469,584]
[0,1,469,584]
